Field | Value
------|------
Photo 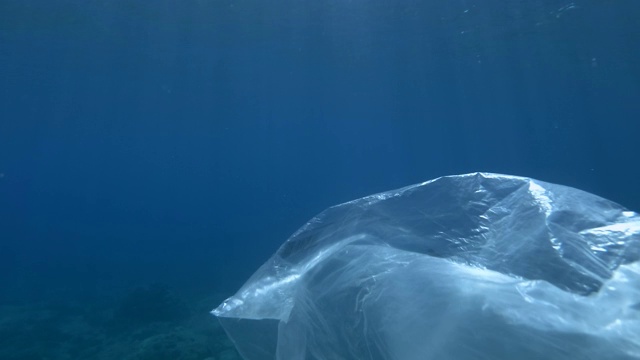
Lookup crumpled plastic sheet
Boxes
[212,173,640,360]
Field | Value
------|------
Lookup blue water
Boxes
[1,1,639,359]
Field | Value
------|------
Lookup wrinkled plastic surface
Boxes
[213,173,640,360]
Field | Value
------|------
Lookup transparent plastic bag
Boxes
[213,173,640,360]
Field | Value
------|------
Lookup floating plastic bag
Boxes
[212,173,640,360]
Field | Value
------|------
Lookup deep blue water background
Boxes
[1,0,639,307]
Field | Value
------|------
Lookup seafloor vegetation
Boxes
[0,285,240,360]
